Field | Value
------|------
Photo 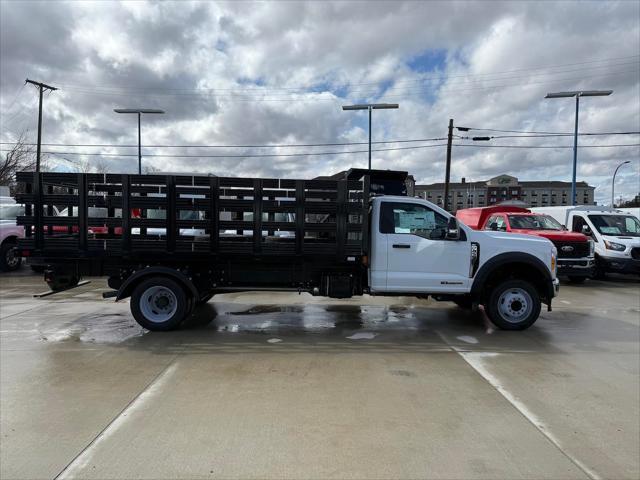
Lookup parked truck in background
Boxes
[531,206,640,277]
[456,205,594,283]
[16,170,558,331]
[0,196,25,271]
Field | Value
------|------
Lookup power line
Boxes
[0,143,450,158]
[459,127,640,135]
[60,59,638,96]
[56,67,638,102]
[453,143,640,149]
[0,137,449,149]
[3,142,638,159]
[456,131,640,140]
[52,54,640,94]
[2,132,637,149]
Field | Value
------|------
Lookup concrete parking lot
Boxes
[1,271,638,480]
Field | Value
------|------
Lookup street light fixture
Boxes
[612,160,631,207]
[114,108,165,174]
[544,90,612,205]
[342,103,399,170]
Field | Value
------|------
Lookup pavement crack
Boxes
[434,330,601,480]
[53,356,180,479]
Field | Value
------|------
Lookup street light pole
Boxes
[138,112,142,175]
[114,108,165,174]
[368,106,372,170]
[612,160,631,207]
[342,103,399,170]
[545,90,612,205]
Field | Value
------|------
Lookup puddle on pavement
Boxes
[34,299,455,346]
[38,312,145,344]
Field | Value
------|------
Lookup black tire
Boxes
[0,241,21,272]
[485,279,541,331]
[592,256,606,279]
[31,265,46,273]
[567,276,587,284]
[453,296,473,309]
[130,277,188,331]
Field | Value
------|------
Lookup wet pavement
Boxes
[1,271,638,479]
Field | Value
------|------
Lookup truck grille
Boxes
[553,241,590,259]
[632,247,640,260]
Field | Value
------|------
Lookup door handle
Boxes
[392,243,411,249]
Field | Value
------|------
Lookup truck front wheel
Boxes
[131,277,189,331]
[485,280,541,331]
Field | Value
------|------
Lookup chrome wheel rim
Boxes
[140,286,177,323]
[497,288,533,323]
[6,248,20,269]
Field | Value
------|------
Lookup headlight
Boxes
[604,240,626,251]
[589,239,595,255]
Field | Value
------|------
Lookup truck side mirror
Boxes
[581,225,592,236]
[446,217,460,240]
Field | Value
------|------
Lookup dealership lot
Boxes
[1,271,638,480]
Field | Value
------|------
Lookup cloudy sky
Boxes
[1,0,639,204]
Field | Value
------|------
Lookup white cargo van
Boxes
[532,206,640,277]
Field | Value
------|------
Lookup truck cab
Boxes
[368,196,558,330]
[532,206,640,277]
[456,205,594,283]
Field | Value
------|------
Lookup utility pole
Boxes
[443,118,453,211]
[25,79,57,172]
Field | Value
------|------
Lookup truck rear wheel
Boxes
[131,277,188,331]
[485,280,541,331]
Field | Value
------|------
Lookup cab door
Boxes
[380,201,471,293]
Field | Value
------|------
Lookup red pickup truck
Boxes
[456,206,595,283]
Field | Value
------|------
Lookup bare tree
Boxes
[94,158,110,174]
[72,157,110,174]
[0,131,38,192]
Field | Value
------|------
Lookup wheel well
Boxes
[117,272,198,302]
[1,235,18,247]
[477,262,549,303]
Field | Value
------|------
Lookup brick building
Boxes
[415,174,595,212]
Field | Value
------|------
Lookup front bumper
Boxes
[557,257,595,277]
[601,257,640,274]
[552,278,560,297]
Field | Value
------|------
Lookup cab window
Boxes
[484,216,497,230]
[485,215,506,231]
[380,202,447,238]
[572,216,587,232]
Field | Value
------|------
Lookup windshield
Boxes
[588,215,640,236]
[0,203,24,220]
[508,215,563,231]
